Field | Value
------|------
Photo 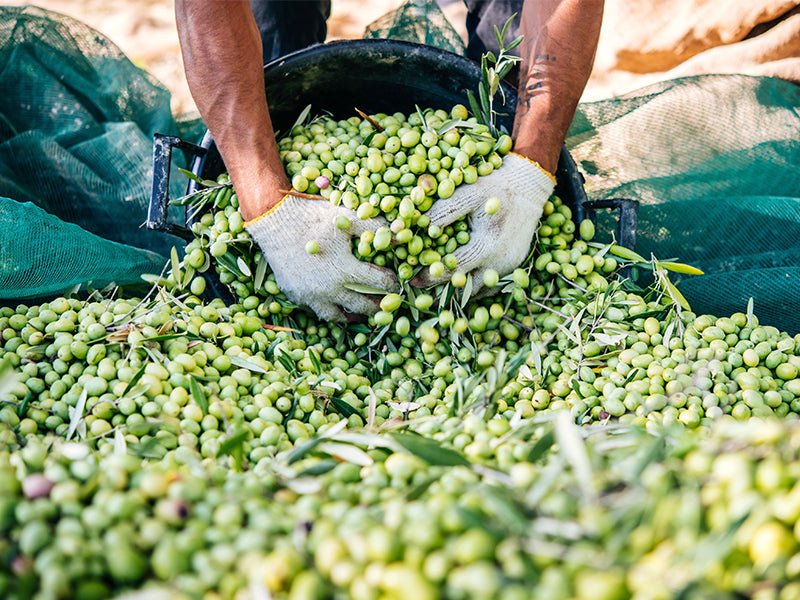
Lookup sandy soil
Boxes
[3,0,469,116]
[7,1,793,119]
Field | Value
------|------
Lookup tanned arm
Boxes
[512,0,604,175]
[175,0,288,222]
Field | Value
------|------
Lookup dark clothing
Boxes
[249,0,332,64]
[463,0,521,61]
[250,0,523,64]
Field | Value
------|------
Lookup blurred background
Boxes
[4,0,799,116]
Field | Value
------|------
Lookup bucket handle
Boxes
[583,198,639,251]
[555,147,638,251]
[146,133,207,241]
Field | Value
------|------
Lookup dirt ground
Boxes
[5,1,798,118]
[4,0,470,116]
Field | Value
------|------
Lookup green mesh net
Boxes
[0,198,168,298]
[567,74,800,334]
[363,0,466,55]
[0,6,203,302]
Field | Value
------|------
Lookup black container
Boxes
[147,39,636,291]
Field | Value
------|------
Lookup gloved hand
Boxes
[245,194,399,321]
[414,153,555,294]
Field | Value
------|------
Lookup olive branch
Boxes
[466,14,523,138]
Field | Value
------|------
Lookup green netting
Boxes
[0,6,203,302]
[0,198,167,298]
[567,74,800,334]
[363,0,466,55]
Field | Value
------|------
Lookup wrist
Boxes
[511,120,562,175]
[211,123,288,221]
[221,134,289,220]
[235,168,289,221]
[512,89,577,175]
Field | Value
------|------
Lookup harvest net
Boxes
[363,0,466,55]
[0,6,202,299]
[1,6,798,334]
[567,74,800,333]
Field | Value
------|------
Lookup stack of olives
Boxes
[5,103,800,600]
[4,387,800,599]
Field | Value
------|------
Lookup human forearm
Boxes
[175,0,288,220]
[512,0,604,174]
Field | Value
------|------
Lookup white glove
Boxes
[414,153,555,293]
[245,194,399,322]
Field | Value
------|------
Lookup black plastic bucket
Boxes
[184,39,597,221]
[188,38,521,189]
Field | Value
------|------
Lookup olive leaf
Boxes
[66,388,88,442]
[170,247,182,288]
[16,390,31,419]
[229,355,269,374]
[663,277,691,311]
[342,283,389,295]
[466,90,484,127]
[476,483,530,531]
[435,119,464,135]
[354,108,383,132]
[460,274,474,308]
[141,273,169,287]
[215,251,245,278]
[329,396,363,420]
[285,418,350,464]
[525,427,556,463]
[405,476,438,501]
[569,377,585,400]
[368,324,391,349]
[141,332,205,343]
[286,434,326,465]
[554,411,596,503]
[388,431,471,467]
[217,427,249,468]
[657,261,704,276]
[281,103,313,141]
[254,253,268,291]
[308,347,323,376]
[262,323,302,334]
[275,352,298,376]
[296,459,339,477]
[282,395,300,427]
[180,267,196,293]
[662,319,675,349]
[114,428,127,455]
[620,367,644,389]
[608,244,647,263]
[414,104,429,132]
[127,438,166,459]
[362,130,378,147]
[188,376,209,415]
[177,167,220,189]
[120,364,147,398]
[468,13,522,136]
[316,441,373,466]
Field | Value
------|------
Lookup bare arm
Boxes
[175,0,288,221]
[512,0,604,174]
